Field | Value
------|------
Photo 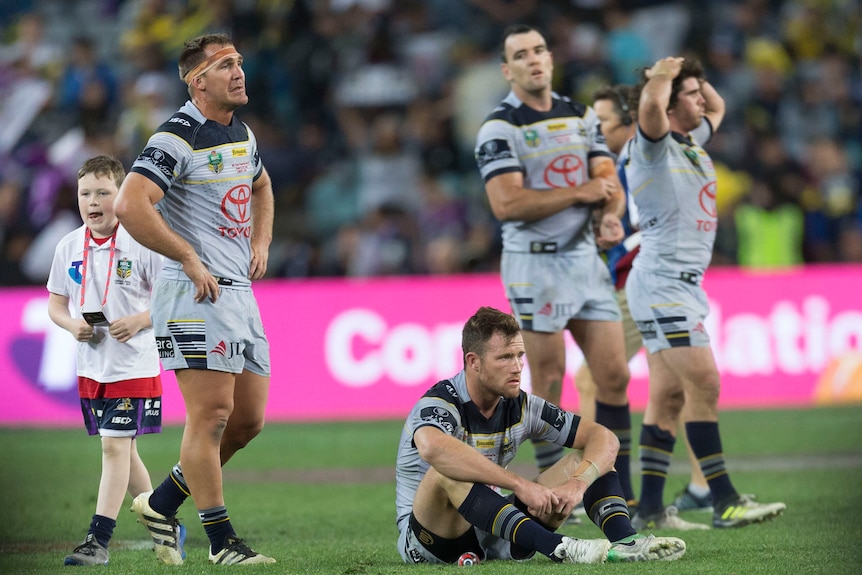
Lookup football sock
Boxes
[583,471,637,542]
[688,482,710,498]
[88,514,116,548]
[595,401,634,501]
[638,424,675,514]
[685,421,737,505]
[199,506,234,554]
[150,463,190,517]
[531,439,564,472]
[457,483,562,559]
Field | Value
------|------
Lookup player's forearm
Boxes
[123,212,198,267]
[251,175,274,248]
[639,73,673,119]
[416,431,520,491]
[489,186,582,222]
[701,81,725,130]
[578,427,619,477]
[425,442,522,491]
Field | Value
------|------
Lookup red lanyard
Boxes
[79,226,117,310]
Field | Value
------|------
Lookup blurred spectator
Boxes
[0,12,59,155]
[0,11,62,77]
[114,71,176,166]
[733,178,805,269]
[800,138,861,262]
[56,36,118,114]
[603,6,651,84]
[20,176,79,282]
[339,108,423,218]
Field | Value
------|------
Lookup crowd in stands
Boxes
[1,0,860,286]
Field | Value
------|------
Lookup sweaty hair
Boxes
[177,33,233,82]
[593,84,634,121]
[77,155,125,189]
[499,24,542,63]
[462,307,521,362]
[631,58,705,111]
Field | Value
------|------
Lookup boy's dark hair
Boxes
[499,24,542,63]
[462,307,521,361]
[631,58,705,112]
[77,156,125,189]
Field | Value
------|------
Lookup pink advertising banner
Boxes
[2,266,861,427]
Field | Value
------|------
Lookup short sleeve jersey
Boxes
[129,101,264,287]
[395,370,580,527]
[624,119,716,277]
[47,224,163,383]
[474,91,613,255]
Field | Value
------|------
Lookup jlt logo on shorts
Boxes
[210,340,244,359]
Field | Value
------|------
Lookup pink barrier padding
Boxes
[2,266,860,427]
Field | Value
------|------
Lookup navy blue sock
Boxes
[595,401,634,501]
[457,483,562,559]
[583,471,637,542]
[199,506,235,553]
[88,514,116,549]
[532,439,564,472]
[685,421,738,506]
[638,424,675,514]
[149,463,190,517]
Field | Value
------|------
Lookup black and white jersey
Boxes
[395,370,580,527]
[130,101,264,287]
[475,91,613,255]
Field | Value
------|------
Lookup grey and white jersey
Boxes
[130,101,264,288]
[623,119,716,278]
[475,91,613,255]
[395,370,580,527]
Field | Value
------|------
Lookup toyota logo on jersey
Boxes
[221,185,251,223]
[543,154,585,188]
[699,181,717,218]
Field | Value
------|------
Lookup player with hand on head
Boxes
[623,57,786,530]
[474,25,636,509]
[572,84,714,519]
[115,33,275,565]
[395,306,687,566]
[47,155,171,566]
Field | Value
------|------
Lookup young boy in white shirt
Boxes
[47,155,178,566]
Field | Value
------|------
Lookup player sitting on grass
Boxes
[395,306,686,565]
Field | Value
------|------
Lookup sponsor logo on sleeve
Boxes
[476,139,513,168]
[541,403,567,430]
[139,147,176,179]
[419,406,457,434]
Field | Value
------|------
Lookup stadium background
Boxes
[0,0,860,425]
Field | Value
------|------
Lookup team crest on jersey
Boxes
[524,128,540,148]
[116,258,132,279]
[683,145,700,166]
[207,150,224,174]
[117,398,134,411]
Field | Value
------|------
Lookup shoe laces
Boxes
[566,538,597,562]
[224,536,256,557]
[73,536,100,555]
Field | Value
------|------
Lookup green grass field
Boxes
[1,406,861,574]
